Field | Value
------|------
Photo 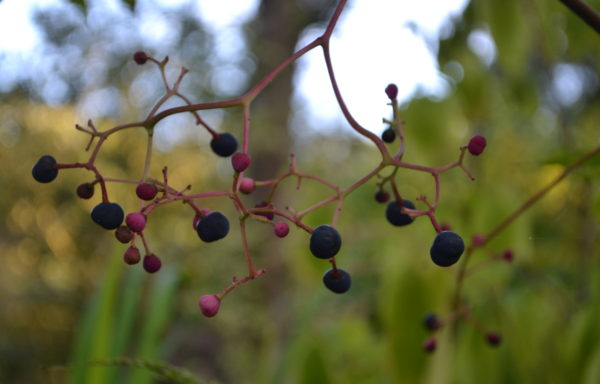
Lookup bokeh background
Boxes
[1,0,599,383]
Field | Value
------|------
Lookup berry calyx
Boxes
[91,202,124,230]
[485,332,502,347]
[423,337,437,353]
[430,231,465,267]
[115,226,134,243]
[210,133,238,157]
[76,183,95,199]
[375,190,390,203]
[136,183,158,201]
[125,212,147,233]
[239,177,255,194]
[198,294,221,317]
[423,313,441,331]
[468,135,487,156]
[196,211,230,242]
[143,253,162,273]
[322,268,351,293]
[133,51,148,65]
[254,202,274,220]
[381,128,396,143]
[231,152,251,172]
[309,225,342,259]
[123,246,141,265]
[385,83,398,99]
[32,155,58,183]
[385,199,415,226]
[274,221,289,238]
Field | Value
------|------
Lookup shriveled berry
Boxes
[381,128,396,143]
[133,51,148,65]
[210,133,238,157]
[468,135,487,156]
[501,249,514,262]
[385,199,415,226]
[76,183,95,199]
[126,212,147,233]
[143,253,162,273]
[123,246,141,265]
[430,231,465,267]
[231,152,251,172]
[198,294,221,317]
[375,190,390,203]
[254,202,274,220]
[136,183,158,201]
[239,177,255,194]
[322,268,351,293]
[274,221,289,238]
[310,225,342,259]
[115,226,134,243]
[91,202,124,230]
[196,211,230,242]
[485,332,502,347]
[385,83,398,99]
[32,155,58,183]
[423,337,437,353]
[423,313,441,331]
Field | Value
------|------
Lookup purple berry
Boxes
[143,254,162,273]
[210,133,238,157]
[76,183,95,199]
[124,246,141,265]
[468,135,487,156]
[502,249,514,262]
[375,190,390,203]
[196,211,230,242]
[198,294,221,317]
[430,231,464,267]
[231,152,251,172]
[385,83,398,99]
[485,332,502,347]
[126,212,147,233]
[239,177,255,194]
[423,338,437,353]
[274,221,289,238]
[310,225,342,259]
[133,51,148,65]
[32,155,58,183]
[91,202,124,230]
[322,268,351,293]
[136,183,158,201]
[385,199,415,226]
[115,226,134,244]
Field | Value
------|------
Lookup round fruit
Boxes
[381,128,396,143]
[239,177,255,194]
[76,183,95,199]
[123,246,141,265]
[196,212,230,242]
[231,152,251,172]
[430,231,465,267]
[136,183,158,200]
[198,294,221,317]
[423,313,441,331]
[322,268,351,293]
[274,221,289,238]
[115,226,134,243]
[423,337,437,353]
[210,133,238,157]
[254,201,274,220]
[385,200,415,226]
[91,202,124,230]
[485,332,502,347]
[32,155,58,183]
[125,212,147,233]
[143,254,162,273]
[375,190,390,203]
[385,83,398,99]
[309,225,342,259]
[468,135,487,156]
[133,51,148,65]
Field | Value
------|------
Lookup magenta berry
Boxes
[468,135,487,156]
[136,182,158,201]
[472,233,485,246]
[385,83,398,99]
[231,152,251,172]
[143,254,162,273]
[375,190,390,203]
[198,294,221,317]
[239,177,255,194]
[115,226,134,243]
[76,182,95,199]
[133,51,148,65]
[485,332,502,347]
[502,249,514,262]
[126,212,147,233]
[274,221,289,238]
[124,246,141,265]
[32,155,58,183]
[423,337,437,353]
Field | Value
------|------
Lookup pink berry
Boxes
[502,249,514,262]
[385,83,398,99]
[231,152,251,173]
[468,135,487,156]
[239,177,255,194]
[143,254,161,273]
[423,337,437,353]
[133,51,148,65]
[472,234,485,246]
[126,212,147,232]
[198,294,221,317]
[124,246,141,265]
[274,221,289,238]
[136,183,158,201]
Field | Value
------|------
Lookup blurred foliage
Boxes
[1,0,600,383]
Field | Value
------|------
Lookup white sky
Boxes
[0,0,470,137]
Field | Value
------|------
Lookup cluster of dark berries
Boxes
[309,225,351,294]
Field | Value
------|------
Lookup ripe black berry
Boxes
[76,183,95,199]
[91,202,125,230]
[430,231,464,267]
[210,133,238,157]
[196,211,230,242]
[32,155,58,183]
[375,190,390,203]
[381,128,396,143]
[423,313,441,331]
[309,225,342,259]
[385,200,415,226]
[322,268,351,293]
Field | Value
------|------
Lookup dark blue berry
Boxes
[210,133,238,157]
[385,199,415,226]
[381,128,396,143]
[32,155,58,183]
[196,212,230,242]
[310,225,342,259]
[322,268,351,293]
[430,231,464,267]
[91,202,125,230]
[76,183,95,199]
[423,313,440,331]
